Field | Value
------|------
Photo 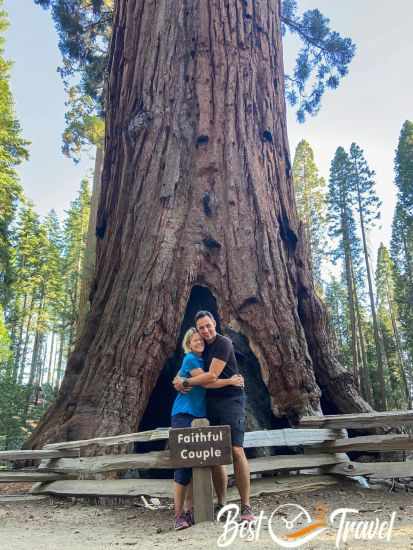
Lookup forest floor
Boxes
[1,479,413,550]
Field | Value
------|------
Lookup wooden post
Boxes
[191,418,214,523]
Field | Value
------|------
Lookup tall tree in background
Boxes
[0,1,30,309]
[10,203,42,385]
[42,210,65,389]
[34,1,108,338]
[394,121,413,216]
[376,243,411,408]
[391,121,413,381]
[34,0,110,159]
[61,179,91,353]
[0,302,26,449]
[1,202,42,448]
[292,139,326,289]
[324,276,350,369]
[327,148,358,382]
[349,143,385,409]
[327,147,371,400]
[0,1,93,448]
[0,182,90,449]
[27,0,371,449]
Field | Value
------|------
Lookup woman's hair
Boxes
[182,327,198,354]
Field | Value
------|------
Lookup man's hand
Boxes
[229,374,245,387]
[172,375,192,394]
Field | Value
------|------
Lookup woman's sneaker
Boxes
[240,504,256,523]
[174,514,190,530]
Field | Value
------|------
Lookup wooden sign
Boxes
[169,425,232,468]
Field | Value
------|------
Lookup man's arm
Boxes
[185,358,226,386]
[185,368,244,389]
[204,374,244,388]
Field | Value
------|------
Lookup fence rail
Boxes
[1,410,412,512]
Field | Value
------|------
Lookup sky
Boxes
[4,0,413,266]
[4,0,95,219]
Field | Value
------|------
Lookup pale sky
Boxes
[5,0,413,267]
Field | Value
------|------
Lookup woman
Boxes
[171,327,244,530]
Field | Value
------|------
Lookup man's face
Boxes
[196,315,216,343]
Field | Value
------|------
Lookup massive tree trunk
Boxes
[27,0,372,449]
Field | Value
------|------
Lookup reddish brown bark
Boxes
[27,0,372,449]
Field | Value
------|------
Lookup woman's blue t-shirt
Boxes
[171,352,206,418]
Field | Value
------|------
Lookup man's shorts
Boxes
[206,393,246,448]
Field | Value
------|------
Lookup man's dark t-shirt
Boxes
[203,334,244,399]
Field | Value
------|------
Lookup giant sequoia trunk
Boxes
[27,0,372,449]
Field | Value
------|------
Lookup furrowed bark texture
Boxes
[27,0,372,449]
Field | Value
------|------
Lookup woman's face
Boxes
[189,332,205,354]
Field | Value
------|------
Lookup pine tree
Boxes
[328,148,358,384]
[281,0,356,121]
[0,1,30,308]
[61,179,91,354]
[391,121,413,385]
[394,121,413,216]
[42,211,65,388]
[292,139,326,289]
[0,304,10,363]
[9,203,42,384]
[327,147,370,398]
[324,276,350,369]
[0,301,26,449]
[349,143,385,409]
[376,243,411,407]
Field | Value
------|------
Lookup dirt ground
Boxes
[1,481,413,550]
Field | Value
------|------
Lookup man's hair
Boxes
[194,310,215,324]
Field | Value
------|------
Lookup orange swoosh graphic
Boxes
[286,520,328,540]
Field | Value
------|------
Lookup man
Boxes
[173,310,255,523]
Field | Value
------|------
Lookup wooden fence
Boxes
[1,410,413,521]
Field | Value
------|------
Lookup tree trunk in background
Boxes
[356,186,386,409]
[353,279,371,404]
[77,147,104,336]
[385,272,412,407]
[27,292,45,387]
[342,222,359,387]
[13,293,27,382]
[54,330,65,391]
[18,296,34,385]
[27,0,372,449]
[46,330,56,385]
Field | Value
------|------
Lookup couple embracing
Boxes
[171,310,255,530]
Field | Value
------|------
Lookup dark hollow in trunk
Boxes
[135,285,281,483]
[137,285,221,436]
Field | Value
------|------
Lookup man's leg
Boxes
[211,464,227,506]
[206,404,227,507]
[232,445,250,507]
